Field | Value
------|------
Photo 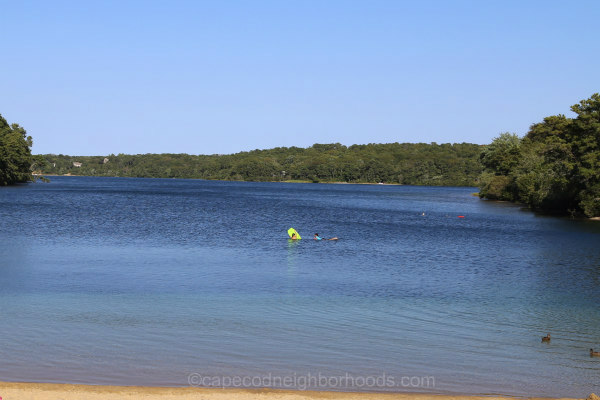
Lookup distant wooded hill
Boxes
[37,142,483,186]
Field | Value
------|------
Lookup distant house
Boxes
[103,158,109,164]
[73,162,82,168]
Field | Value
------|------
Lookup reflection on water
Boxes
[286,239,299,275]
[0,176,599,397]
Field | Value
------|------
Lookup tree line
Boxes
[479,93,600,217]
[37,142,483,186]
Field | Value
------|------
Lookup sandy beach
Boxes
[0,382,586,400]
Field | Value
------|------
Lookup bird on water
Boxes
[541,334,551,343]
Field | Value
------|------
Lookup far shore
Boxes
[0,381,585,400]
[33,173,407,185]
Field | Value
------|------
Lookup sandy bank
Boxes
[0,382,583,400]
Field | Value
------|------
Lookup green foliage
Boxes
[38,142,483,187]
[479,132,521,175]
[479,93,600,217]
[479,173,515,201]
[0,114,35,185]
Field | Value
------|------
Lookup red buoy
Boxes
[458,215,465,218]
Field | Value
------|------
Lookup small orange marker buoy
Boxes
[458,215,465,218]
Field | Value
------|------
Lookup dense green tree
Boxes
[479,132,521,175]
[479,93,600,217]
[570,94,600,216]
[0,114,35,185]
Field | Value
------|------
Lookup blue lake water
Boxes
[0,176,599,397]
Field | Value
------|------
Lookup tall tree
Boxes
[569,94,600,216]
[478,94,600,217]
[0,114,35,185]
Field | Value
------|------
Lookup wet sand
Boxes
[0,381,583,400]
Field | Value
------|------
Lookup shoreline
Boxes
[33,173,467,187]
[0,381,584,400]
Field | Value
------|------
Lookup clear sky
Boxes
[2,0,599,155]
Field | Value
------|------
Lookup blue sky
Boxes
[2,0,599,155]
